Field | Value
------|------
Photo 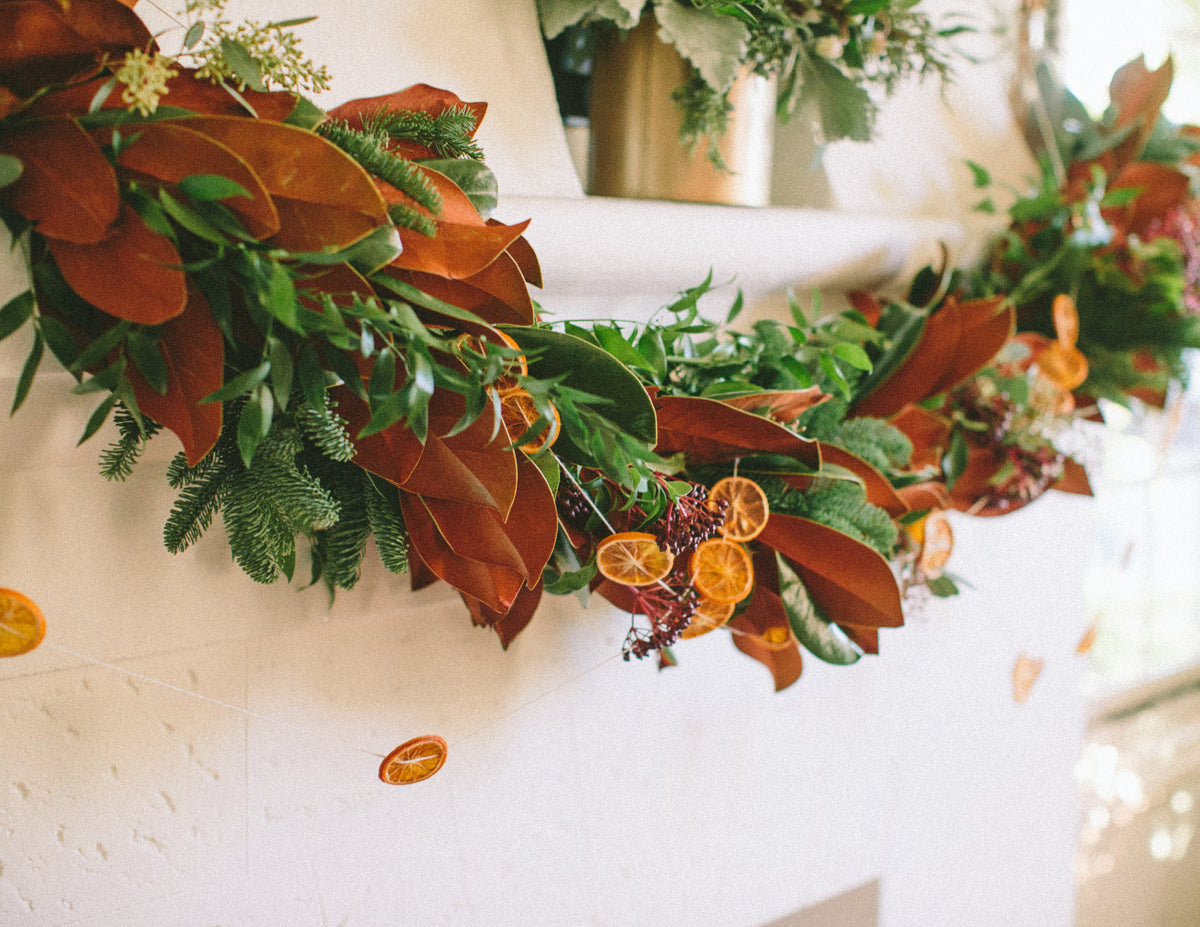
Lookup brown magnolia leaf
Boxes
[127,286,224,465]
[758,513,904,629]
[653,395,820,467]
[112,121,280,240]
[294,263,375,308]
[400,492,524,613]
[730,588,803,692]
[1106,161,1191,236]
[327,85,487,161]
[463,582,544,649]
[928,297,1014,397]
[1,116,118,243]
[409,553,440,592]
[837,623,879,655]
[334,387,424,486]
[1109,55,1174,168]
[0,86,21,119]
[386,252,536,325]
[1053,456,1094,497]
[397,393,518,517]
[421,453,557,588]
[895,480,951,514]
[501,231,543,288]
[846,290,882,326]
[174,116,388,252]
[889,405,952,471]
[719,387,829,423]
[0,0,151,96]
[48,202,186,324]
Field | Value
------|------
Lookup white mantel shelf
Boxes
[500,196,964,318]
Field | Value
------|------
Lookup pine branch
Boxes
[99,404,161,481]
[318,121,442,215]
[163,448,238,553]
[308,460,371,591]
[295,397,356,462]
[363,473,409,574]
[362,106,484,161]
[832,417,913,472]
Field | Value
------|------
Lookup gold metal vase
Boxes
[587,18,776,206]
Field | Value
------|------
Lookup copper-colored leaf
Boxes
[730,589,804,692]
[393,194,532,280]
[175,116,388,252]
[463,582,544,649]
[838,623,879,655]
[928,297,1014,396]
[386,254,536,326]
[846,290,883,326]
[653,395,820,467]
[48,202,186,324]
[501,231,543,288]
[758,514,905,629]
[1106,161,1191,236]
[327,85,486,161]
[719,387,829,423]
[1,116,118,243]
[0,0,151,96]
[128,286,224,465]
[400,492,524,613]
[895,480,950,514]
[113,121,280,240]
[421,453,556,587]
[889,405,952,471]
[1053,455,1094,497]
[1109,55,1174,168]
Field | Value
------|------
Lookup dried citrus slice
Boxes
[378,734,448,785]
[457,331,528,395]
[1038,342,1088,391]
[595,532,674,587]
[0,588,46,658]
[500,387,560,454]
[680,595,735,639]
[1052,294,1080,349]
[707,476,770,542]
[758,625,793,650]
[917,510,954,576]
[689,537,754,605]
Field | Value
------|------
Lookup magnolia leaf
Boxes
[1,117,119,243]
[776,554,863,666]
[719,388,829,423]
[48,203,187,325]
[800,54,874,143]
[463,581,545,649]
[653,394,819,467]
[175,116,388,252]
[758,513,904,629]
[729,587,804,692]
[420,158,498,219]
[653,0,748,94]
[400,493,524,613]
[500,325,658,463]
[390,253,536,326]
[128,287,224,465]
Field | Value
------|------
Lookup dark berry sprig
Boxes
[653,481,728,556]
[621,579,699,661]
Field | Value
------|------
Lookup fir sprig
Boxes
[99,405,162,481]
[318,121,442,221]
[360,106,485,161]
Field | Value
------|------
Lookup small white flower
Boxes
[815,35,845,59]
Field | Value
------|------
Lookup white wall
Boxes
[0,4,1087,925]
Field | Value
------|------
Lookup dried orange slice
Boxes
[457,331,528,394]
[689,537,754,606]
[378,734,448,785]
[500,387,561,454]
[917,510,954,576]
[680,596,735,639]
[595,532,674,587]
[1052,294,1079,349]
[1038,342,1088,391]
[0,588,46,658]
[758,625,793,650]
[707,476,770,542]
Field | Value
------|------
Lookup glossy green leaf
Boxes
[0,291,34,342]
[127,329,169,395]
[777,554,863,665]
[420,158,498,219]
[178,174,251,202]
[202,359,270,403]
[11,330,43,415]
[78,392,118,445]
[236,383,273,466]
[183,20,205,49]
[0,154,22,191]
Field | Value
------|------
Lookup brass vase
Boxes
[587,17,776,206]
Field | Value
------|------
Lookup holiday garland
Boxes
[2,0,1198,691]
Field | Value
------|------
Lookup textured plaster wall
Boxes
[0,2,1087,925]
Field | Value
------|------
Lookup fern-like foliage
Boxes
[99,404,162,481]
[361,106,484,161]
[764,476,898,558]
[295,398,355,462]
[301,451,371,591]
[829,416,913,473]
[163,423,241,553]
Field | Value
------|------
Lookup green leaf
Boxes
[70,321,130,375]
[777,554,863,665]
[220,37,266,92]
[127,330,169,395]
[78,393,118,445]
[284,95,327,130]
[202,359,271,403]
[421,158,498,219]
[926,574,960,597]
[159,188,229,244]
[800,54,874,143]
[832,341,873,372]
[653,0,749,94]
[0,154,23,191]
[11,330,43,415]
[268,337,294,409]
[1100,186,1143,208]
[265,261,299,330]
[178,174,251,202]
[593,324,652,371]
[966,160,991,189]
[183,20,205,49]
[37,316,79,369]
[0,291,34,342]
[296,344,327,410]
[236,384,273,466]
[498,325,657,465]
[944,426,969,490]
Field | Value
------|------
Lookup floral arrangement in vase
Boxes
[1,0,1196,707]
